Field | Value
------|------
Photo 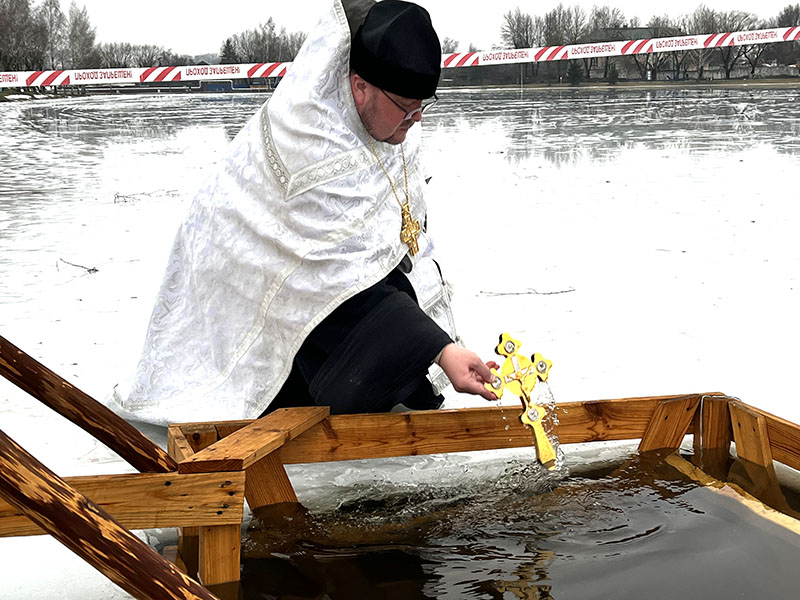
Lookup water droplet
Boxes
[504,424,510,431]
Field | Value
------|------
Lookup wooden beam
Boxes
[166,428,202,579]
[168,425,196,462]
[0,428,219,600]
[265,395,701,464]
[693,399,800,474]
[199,524,241,586]
[178,407,329,474]
[244,453,298,509]
[729,401,773,468]
[0,334,177,473]
[692,395,732,479]
[699,395,733,450]
[638,395,701,452]
[178,527,200,580]
[0,471,245,537]
[757,406,800,473]
[180,423,221,454]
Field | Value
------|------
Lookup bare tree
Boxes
[97,42,134,68]
[543,4,570,45]
[716,11,758,78]
[441,37,458,54]
[776,4,800,65]
[742,18,778,75]
[543,4,586,79]
[284,31,306,60]
[501,7,538,48]
[66,1,98,68]
[627,15,678,80]
[586,6,627,78]
[778,3,800,25]
[225,18,306,63]
[40,0,65,69]
[685,5,718,80]
[131,44,161,67]
[588,5,626,30]
[232,29,263,63]
[0,0,35,70]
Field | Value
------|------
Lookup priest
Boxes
[111,0,498,426]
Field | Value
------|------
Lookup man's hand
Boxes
[437,343,500,401]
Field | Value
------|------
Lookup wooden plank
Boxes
[729,401,773,468]
[216,422,250,438]
[0,428,219,600]
[244,453,298,509]
[700,395,733,450]
[638,396,701,452]
[179,527,200,580]
[0,334,177,473]
[751,405,800,473]
[168,426,196,462]
[271,395,701,464]
[178,407,329,474]
[0,471,245,537]
[199,524,241,586]
[691,395,732,479]
[180,423,221,454]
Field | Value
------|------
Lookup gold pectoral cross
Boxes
[399,201,421,256]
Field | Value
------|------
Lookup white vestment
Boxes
[110,0,458,425]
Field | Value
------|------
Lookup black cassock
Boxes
[265,266,452,415]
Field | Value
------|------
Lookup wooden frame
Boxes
[0,335,247,599]
[5,326,800,599]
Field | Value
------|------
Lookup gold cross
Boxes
[399,202,421,256]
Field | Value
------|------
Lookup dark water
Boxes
[233,453,800,600]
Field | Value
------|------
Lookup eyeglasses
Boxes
[380,89,438,121]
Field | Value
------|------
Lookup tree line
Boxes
[0,0,306,72]
[1,0,798,82]
[490,3,800,82]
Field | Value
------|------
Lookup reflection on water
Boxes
[429,88,800,166]
[240,452,800,599]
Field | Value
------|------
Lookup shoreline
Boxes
[451,77,800,92]
[3,77,799,102]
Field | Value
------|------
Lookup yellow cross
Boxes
[399,202,421,256]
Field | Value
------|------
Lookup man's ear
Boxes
[350,72,369,109]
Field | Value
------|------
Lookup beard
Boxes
[359,96,413,145]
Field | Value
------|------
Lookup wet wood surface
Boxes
[0,471,245,537]
[244,453,298,509]
[639,395,701,452]
[0,334,176,473]
[263,394,702,463]
[199,524,241,586]
[0,427,220,600]
[178,407,329,473]
[730,401,774,468]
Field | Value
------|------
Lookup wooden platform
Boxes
[4,329,800,599]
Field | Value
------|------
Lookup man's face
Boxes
[352,75,424,145]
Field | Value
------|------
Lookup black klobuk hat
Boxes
[350,0,441,99]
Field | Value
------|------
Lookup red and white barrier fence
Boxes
[2,26,798,89]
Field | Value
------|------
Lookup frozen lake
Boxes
[1,86,799,597]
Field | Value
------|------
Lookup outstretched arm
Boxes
[437,343,499,401]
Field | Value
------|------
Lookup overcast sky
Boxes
[66,0,795,56]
